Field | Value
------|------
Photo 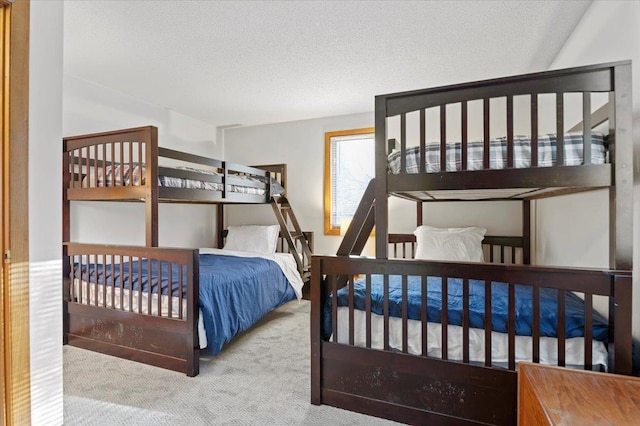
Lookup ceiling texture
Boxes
[64,0,592,128]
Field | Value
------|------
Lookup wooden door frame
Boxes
[1,0,30,424]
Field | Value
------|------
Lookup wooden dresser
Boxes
[518,363,640,425]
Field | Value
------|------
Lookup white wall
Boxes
[64,75,221,248]
[223,113,522,256]
[29,1,64,424]
[223,113,372,255]
[539,0,640,334]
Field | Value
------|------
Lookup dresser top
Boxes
[519,363,640,425]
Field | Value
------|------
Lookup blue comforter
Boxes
[74,254,296,355]
[322,275,609,342]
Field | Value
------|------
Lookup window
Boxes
[324,128,375,235]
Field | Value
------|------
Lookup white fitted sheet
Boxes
[335,306,608,370]
[73,279,208,349]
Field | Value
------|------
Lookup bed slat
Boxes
[168,262,173,318]
[441,277,448,360]
[461,101,468,171]
[558,290,566,367]
[384,275,390,351]
[531,95,539,167]
[348,275,355,346]
[129,141,134,186]
[483,98,490,169]
[484,281,491,367]
[584,293,593,370]
[147,257,153,313]
[119,142,125,186]
[178,261,183,319]
[419,109,426,174]
[533,286,540,363]
[402,275,408,354]
[107,256,114,308]
[507,95,514,168]
[332,275,338,343]
[366,275,372,348]
[508,283,515,370]
[421,276,428,357]
[157,259,162,317]
[110,143,115,186]
[93,145,98,188]
[583,93,592,165]
[102,254,107,307]
[462,278,470,363]
[78,254,89,302]
[93,255,99,307]
[557,94,565,166]
[440,105,446,172]
[400,114,406,173]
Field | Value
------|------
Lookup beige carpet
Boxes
[64,300,398,425]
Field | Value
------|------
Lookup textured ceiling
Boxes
[64,1,592,128]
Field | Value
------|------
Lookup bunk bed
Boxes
[63,126,313,376]
[311,61,634,424]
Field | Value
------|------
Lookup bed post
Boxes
[375,95,388,259]
[145,126,159,247]
[607,62,633,375]
[186,249,200,377]
[523,199,531,265]
[217,204,225,248]
[610,62,633,271]
[610,274,633,374]
[310,256,323,405]
[416,202,423,227]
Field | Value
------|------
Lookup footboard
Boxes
[63,243,200,376]
[310,255,632,424]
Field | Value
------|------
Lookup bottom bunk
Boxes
[310,241,632,424]
[63,231,308,376]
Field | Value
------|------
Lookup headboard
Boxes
[388,233,525,264]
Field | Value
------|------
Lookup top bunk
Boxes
[375,61,633,202]
[63,125,286,204]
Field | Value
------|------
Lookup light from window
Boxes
[324,128,375,235]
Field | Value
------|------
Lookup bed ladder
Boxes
[270,196,313,282]
[336,179,376,257]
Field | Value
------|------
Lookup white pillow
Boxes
[223,225,280,254]
[414,225,486,262]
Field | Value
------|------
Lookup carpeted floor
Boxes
[64,300,398,425]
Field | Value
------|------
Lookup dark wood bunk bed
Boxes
[311,61,634,424]
[63,125,313,376]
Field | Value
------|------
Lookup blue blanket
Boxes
[322,275,609,342]
[74,254,296,355]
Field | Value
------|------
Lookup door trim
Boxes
[2,0,30,424]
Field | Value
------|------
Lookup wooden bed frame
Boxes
[311,61,634,424]
[62,127,313,376]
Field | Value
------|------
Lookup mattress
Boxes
[324,274,610,370]
[72,250,301,354]
[83,163,285,195]
[388,132,607,173]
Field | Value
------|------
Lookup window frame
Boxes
[323,127,375,236]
